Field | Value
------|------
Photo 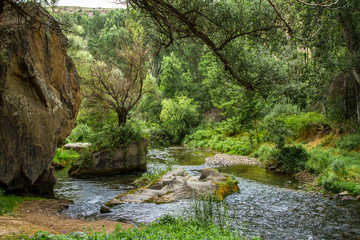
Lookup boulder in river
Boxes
[106,168,239,206]
[68,139,148,178]
[0,3,81,194]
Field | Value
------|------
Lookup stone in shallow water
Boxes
[100,205,111,213]
[106,168,239,206]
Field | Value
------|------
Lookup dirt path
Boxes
[0,199,132,239]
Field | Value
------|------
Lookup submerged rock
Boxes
[0,3,80,194]
[68,139,148,178]
[106,168,239,206]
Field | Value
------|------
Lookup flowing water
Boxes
[54,147,360,240]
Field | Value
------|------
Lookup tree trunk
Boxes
[355,82,360,126]
[353,68,360,85]
[117,110,127,126]
[344,76,349,119]
[339,11,360,83]
[0,0,4,15]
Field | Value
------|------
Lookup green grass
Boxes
[307,147,360,195]
[25,219,258,240]
[0,193,40,216]
[133,164,173,188]
[184,129,252,155]
[53,148,80,166]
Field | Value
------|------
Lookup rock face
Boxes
[106,168,239,206]
[0,4,81,194]
[68,139,148,178]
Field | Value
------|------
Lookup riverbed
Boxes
[54,147,360,240]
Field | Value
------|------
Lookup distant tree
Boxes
[83,22,150,126]
[160,96,200,142]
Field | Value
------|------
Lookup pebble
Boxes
[205,154,260,167]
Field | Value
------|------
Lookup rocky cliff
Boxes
[0,3,81,194]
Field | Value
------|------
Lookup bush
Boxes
[160,96,200,143]
[90,122,145,151]
[306,148,334,175]
[251,144,276,163]
[320,172,360,195]
[262,119,293,148]
[284,112,326,136]
[67,123,94,143]
[271,145,309,173]
[53,149,80,165]
[262,103,326,146]
[336,134,360,151]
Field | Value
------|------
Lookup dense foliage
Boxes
[45,0,360,195]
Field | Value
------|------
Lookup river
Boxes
[54,147,360,240]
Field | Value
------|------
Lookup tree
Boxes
[83,22,150,126]
[160,96,200,142]
[120,0,281,92]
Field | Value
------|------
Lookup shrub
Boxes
[263,102,301,119]
[306,148,334,175]
[90,122,145,151]
[133,165,172,188]
[320,172,360,195]
[271,145,309,173]
[160,96,200,143]
[263,119,293,148]
[251,144,276,163]
[53,149,80,165]
[67,123,94,143]
[284,112,326,137]
[336,134,360,151]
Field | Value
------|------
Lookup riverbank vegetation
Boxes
[20,196,258,240]
[48,0,360,196]
[0,190,41,216]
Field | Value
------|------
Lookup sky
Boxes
[57,0,125,8]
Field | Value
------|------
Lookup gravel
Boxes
[205,153,261,167]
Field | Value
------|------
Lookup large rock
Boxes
[0,4,81,194]
[106,168,239,206]
[68,139,148,178]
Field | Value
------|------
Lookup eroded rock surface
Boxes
[68,139,148,178]
[106,168,239,206]
[0,3,81,194]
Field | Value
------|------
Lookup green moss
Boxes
[215,175,240,200]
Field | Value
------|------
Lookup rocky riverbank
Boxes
[0,200,131,238]
[205,153,261,167]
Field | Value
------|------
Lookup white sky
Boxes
[57,0,125,8]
